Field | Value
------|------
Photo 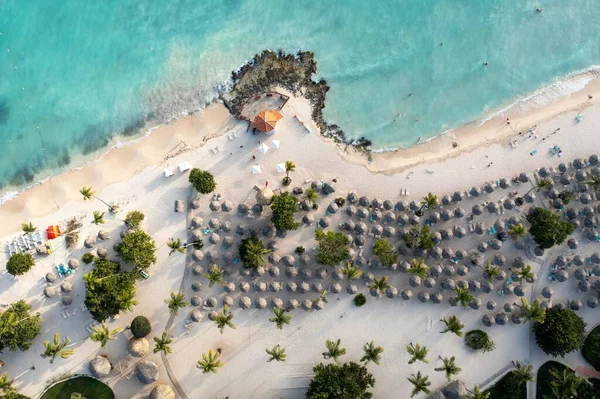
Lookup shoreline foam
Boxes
[1,58,600,215]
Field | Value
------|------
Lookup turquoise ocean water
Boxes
[1,0,599,198]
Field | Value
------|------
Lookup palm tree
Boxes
[90,323,121,348]
[322,339,346,364]
[165,291,188,315]
[0,372,15,395]
[407,372,431,397]
[408,259,429,278]
[305,188,320,204]
[243,239,270,269]
[196,349,224,373]
[515,264,535,283]
[511,361,534,384]
[167,238,185,255]
[406,342,428,365]
[453,287,475,309]
[549,367,582,398]
[435,355,462,381]
[466,385,490,399]
[202,264,225,288]
[92,210,105,225]
[586,175,600,192]
[153,332,173,355]
[416,193,439,216]
[213,305,236,334]
[79,186,114,211]
[507,223,527,240]
[368,276,390,297]
[483,262,501,282]
[361,340,384,365]
[266,345,287,362]
[285,161,296,181]
[440,315,464,337]
[338,262,362,281]
[317,289,328,304]
[269,307,292,330]
[41,333,75,364]
[21,222,37,235]
[516,177,552,205]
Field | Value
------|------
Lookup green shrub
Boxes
[295,246,305,255]
[334,197,346,207]
[306,362,375,399]
[372,239,397,267]
[354,294,367,307]
[271,192,299,231]
[238,234,269,270]
[115,229,156,271]
[124,210,145,229]
[534,307,586,357]
[131,316,152,338]
[583,326,600,370]
[465,330,495,353]
[188,169,216,194]
[403,226,435,250]
[315,230,350,266]
[82,252,95,264]
[6,252,35,276]
[526,207,574,249]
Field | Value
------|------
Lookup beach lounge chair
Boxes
[178,162,191,172]
[163,168,174,177]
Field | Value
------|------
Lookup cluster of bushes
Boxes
[306,362,375,399]
[315,230,350,266]
[6,252,35,276]
[0,300,41,352]
[465,330,495,353]
[84,258,137,322]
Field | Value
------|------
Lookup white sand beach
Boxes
[1,81,600,398]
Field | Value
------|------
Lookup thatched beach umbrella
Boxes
[486,300,496,310]
[301,299,313,310]
[452,191,463,203]
[371,224,383,236]
[477,242,488,253]
[588,297,599,309]
[61,296,73,307]
[487,202,499,214]
[440,209,452,221]
[454,226,466,238]
[573,255,584,266]
[409,215,420,225]
[457,280,469,290]
[357,208,369,219]
[469,298,482,310]
[441,228,453,240]
[484,183,494,194]
[481,281,493,294]
[395,200,408,211]
[474,222,485,235]
[482,314,495,327]
[423,263,438,277]
[495,312,508,325]
[354,235,366,246]
[383,226,396,237]
[578,280,591,292]
[456,265,468,276]
[346,205,357,217]
[417,291,430,303]
[359,196,370,207]
[442,248,454,260]
[255,297,268,309]
[514,285,525,297]
[409,275,421,287]
[555,269,568,282]
[287,299,299,310]
[385,286,398,298]
[472,204,483,216]
[396,214,409,226]
[191,296,203,307]
[493,254,506,266]
[443,265,455,277]
[383,212,395,224]
[401,289,413,300]
[470,187,481,197]
[44,287,56,298]
[347,192,358,203]
[542,286,553,299]
[431,292,443,304]
[469,280,481,292]
[441,279,456,290]
[574,269,586,281]
[424,277,436,289]
[428,212,440,224]
[570,299,583,311]
[347,284,358,294]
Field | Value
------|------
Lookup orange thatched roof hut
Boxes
[251,110,283,133]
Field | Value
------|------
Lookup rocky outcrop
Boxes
[221,50,371,150]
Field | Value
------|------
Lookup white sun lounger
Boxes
[163,168,174,177]
[178,162,191,172]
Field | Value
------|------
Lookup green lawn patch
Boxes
[485,370,526,399]
[41,376,114,399]
[583,323,600,370]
